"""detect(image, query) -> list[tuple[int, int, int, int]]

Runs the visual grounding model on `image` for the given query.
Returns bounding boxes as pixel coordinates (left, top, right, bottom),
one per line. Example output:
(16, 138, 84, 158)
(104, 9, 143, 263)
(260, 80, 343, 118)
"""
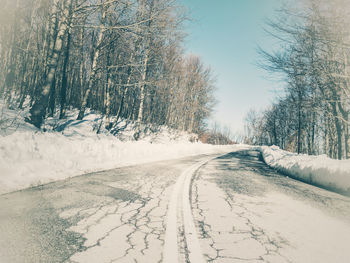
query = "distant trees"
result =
(0, 0, 216, 135)
(199, 122, 235, 145)
(245, 0, 350, 159)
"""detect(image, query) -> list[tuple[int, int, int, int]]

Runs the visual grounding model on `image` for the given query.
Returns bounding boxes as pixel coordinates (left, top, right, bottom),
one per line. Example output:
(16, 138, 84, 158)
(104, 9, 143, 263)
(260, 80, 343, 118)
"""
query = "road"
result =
(0, 150, 350, 263)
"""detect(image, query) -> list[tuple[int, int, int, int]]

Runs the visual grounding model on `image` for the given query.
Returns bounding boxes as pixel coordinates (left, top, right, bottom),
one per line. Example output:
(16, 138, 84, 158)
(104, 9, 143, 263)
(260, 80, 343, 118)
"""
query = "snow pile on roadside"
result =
(0, 131, 238, 195)
(257, 145, 350, 194)
(0, 100, 241, 195)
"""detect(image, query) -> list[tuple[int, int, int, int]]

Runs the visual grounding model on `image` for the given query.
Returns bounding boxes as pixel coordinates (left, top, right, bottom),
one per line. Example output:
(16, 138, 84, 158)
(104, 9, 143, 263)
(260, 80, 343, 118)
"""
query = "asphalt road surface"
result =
(0, 150, 350, 263)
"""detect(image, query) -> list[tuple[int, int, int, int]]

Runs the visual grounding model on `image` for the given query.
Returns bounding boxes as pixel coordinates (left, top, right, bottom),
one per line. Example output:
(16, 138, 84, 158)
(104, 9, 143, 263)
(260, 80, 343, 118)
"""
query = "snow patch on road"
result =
(256, 146, 350, 195)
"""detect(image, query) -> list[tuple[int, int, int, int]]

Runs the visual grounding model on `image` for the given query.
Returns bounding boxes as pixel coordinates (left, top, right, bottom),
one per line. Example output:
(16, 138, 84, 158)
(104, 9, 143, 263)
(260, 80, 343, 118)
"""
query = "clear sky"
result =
(179, 0, 284, 136)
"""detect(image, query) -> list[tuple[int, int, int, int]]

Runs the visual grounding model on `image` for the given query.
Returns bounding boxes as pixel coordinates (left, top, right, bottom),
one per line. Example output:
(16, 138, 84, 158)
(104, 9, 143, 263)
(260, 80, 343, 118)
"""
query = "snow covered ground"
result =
(0, 101, 238, 195)
(0, 131, 237, 195)
(1, 100, 349, 196)
(256, 145, 350, 195)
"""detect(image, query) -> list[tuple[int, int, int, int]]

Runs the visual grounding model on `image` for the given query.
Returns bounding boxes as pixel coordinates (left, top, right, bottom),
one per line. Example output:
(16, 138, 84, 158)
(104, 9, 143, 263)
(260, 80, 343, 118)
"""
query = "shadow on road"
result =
(206, 150, 350, 220)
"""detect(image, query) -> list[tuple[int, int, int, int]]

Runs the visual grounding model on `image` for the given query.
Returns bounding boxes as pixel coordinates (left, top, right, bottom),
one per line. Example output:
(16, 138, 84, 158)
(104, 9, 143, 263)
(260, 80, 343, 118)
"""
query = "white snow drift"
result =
(257, 145, 350, 195)
(0, 130, 239, 195)
(0, 102, 239, 195)
(1, 100, 349, 196)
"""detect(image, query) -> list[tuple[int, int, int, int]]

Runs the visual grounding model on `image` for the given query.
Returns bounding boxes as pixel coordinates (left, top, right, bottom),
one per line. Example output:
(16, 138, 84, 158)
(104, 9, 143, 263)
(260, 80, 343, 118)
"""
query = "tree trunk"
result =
(137, 51, 149, 122)
(297, 96, 302, 154)
(77, 4, 107, 120)
(116, 68, 133, 122)
(104, 69, 112, 129)
(330, 102, 343, 160)
(28, 0, 71, 128)
(59, 1, 73, 119)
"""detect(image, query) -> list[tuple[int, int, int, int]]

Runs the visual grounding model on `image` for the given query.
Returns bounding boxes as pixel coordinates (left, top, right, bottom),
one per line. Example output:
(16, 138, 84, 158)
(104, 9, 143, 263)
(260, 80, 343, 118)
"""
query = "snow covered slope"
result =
(0, 101, 239, 195)
(257, 146, 350, 195)
(3, 101, 348, 197)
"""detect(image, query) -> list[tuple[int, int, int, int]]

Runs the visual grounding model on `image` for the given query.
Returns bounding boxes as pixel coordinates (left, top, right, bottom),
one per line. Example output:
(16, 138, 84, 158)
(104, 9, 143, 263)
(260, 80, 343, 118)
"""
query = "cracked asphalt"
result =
(192, 150, 350, 263)
(0, 154, 209, 263)
(1, 150, 350, 263)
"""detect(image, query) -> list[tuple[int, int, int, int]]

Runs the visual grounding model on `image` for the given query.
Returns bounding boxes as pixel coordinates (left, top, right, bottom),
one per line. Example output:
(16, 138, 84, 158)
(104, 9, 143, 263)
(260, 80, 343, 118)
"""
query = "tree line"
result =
(245, 0, 350, 160)
(199, 122, 235, 145)
(0, 0, 215, 134)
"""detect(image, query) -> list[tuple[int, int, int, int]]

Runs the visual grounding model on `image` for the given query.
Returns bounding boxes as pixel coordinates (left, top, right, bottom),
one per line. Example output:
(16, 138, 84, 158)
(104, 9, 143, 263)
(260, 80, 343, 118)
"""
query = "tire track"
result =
(163, 156, 219, 263)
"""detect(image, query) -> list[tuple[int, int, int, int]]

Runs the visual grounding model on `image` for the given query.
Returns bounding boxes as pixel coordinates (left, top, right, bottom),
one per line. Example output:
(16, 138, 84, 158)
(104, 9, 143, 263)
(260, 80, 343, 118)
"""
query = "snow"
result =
(2, 98, 349, 197)
(256, 145, 350, 195)
(0, 101, 237, 195)
(0, 130, 236, 195)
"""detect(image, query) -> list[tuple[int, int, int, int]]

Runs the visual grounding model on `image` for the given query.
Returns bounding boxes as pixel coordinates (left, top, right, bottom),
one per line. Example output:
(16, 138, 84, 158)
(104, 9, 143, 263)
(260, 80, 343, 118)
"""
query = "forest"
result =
(245, 0, 350, 160)
(0, 0, 216, 135)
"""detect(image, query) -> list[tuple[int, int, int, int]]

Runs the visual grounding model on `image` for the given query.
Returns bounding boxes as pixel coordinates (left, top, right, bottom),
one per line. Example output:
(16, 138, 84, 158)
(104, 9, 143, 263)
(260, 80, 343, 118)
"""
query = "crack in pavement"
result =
(191, 151, 350, 263)
(0, 154, 226, 263)
(164, 156, 221, 263)
(192, 176, 220, 262)
(60, 163, 182, 263)
(64, 156, 224, 263)
(192, 161, 292, 263)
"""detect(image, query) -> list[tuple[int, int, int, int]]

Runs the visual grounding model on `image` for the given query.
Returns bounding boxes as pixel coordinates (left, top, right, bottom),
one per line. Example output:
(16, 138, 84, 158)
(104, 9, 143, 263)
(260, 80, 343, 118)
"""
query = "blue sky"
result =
(179, 0, 283, 135)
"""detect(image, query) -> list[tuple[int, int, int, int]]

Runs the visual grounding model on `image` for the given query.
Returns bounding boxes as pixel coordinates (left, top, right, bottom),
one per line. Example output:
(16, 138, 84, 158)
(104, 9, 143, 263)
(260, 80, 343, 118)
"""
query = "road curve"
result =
(0, 150, 350, 263)
(0, 154, 219, 263)
(192, 150, 350, 263)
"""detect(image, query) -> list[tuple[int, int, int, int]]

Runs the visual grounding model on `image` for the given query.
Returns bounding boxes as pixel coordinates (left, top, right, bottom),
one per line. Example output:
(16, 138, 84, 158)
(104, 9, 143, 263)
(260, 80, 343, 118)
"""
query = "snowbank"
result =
(0, 130, 238, 195)
(0, 131, 237, 195)
(257, 145, 350, 195)
(0, 100, 242, 195)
